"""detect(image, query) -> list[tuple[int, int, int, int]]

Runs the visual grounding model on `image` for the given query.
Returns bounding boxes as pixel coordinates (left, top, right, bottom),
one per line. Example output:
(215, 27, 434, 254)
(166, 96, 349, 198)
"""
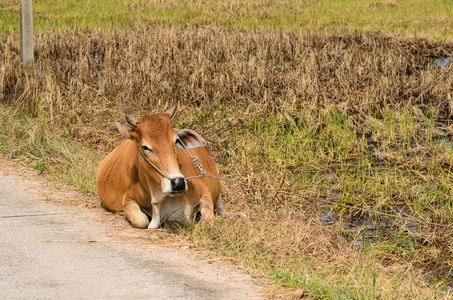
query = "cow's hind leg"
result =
(123, 202, 149, 229)
(214, 194, 247, 219)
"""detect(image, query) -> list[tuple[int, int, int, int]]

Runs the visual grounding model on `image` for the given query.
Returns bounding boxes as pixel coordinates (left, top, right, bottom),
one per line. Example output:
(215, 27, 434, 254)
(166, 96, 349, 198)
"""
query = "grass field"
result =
(1, 0, 453, 299)
(1, 0, 453, 41)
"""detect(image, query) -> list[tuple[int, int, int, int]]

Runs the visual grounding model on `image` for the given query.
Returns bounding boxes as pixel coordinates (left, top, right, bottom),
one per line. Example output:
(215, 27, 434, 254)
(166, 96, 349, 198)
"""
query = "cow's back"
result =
(97, 140, 138, 212)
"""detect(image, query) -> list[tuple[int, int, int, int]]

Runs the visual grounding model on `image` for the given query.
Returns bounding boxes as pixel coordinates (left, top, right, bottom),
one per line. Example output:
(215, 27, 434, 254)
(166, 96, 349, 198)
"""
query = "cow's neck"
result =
(137, 161, 166, 204)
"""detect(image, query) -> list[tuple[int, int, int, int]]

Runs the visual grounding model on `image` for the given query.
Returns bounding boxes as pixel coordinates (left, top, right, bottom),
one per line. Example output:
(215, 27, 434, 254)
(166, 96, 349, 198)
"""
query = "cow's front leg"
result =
(148, 203, 161, 229)
(200, 197, 216, 221)
(123, 199, 149, 229)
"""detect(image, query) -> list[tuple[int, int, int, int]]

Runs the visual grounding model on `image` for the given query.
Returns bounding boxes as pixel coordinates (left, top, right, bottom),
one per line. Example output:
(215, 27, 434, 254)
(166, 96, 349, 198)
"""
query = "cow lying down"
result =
(97, 109, 222, 229)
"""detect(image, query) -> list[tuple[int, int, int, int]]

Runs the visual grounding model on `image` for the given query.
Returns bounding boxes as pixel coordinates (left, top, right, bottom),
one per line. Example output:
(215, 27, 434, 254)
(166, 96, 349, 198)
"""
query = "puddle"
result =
(318, 205, 421, 246)
(436, 57, 452, 68)
(315, 182, 423, 246)
(438, 137, 453, 151)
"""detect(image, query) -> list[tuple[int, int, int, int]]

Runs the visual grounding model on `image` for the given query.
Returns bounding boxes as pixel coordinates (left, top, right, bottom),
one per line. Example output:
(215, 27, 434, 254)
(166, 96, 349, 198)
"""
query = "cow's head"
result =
(116, 108, 206, 197)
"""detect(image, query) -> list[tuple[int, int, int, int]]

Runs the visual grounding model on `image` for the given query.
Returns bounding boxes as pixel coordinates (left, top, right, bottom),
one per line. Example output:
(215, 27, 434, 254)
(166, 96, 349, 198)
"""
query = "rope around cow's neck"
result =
(175, 137, 207, 180)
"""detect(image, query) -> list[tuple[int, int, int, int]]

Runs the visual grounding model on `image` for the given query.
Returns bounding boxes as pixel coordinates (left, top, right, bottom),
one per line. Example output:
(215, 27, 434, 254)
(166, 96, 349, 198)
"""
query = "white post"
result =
(20, 0, 34, 75)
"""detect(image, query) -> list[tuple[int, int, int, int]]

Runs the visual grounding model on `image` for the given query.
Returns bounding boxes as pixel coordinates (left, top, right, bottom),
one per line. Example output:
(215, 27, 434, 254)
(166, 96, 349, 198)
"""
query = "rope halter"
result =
(137, 136, 208, 181)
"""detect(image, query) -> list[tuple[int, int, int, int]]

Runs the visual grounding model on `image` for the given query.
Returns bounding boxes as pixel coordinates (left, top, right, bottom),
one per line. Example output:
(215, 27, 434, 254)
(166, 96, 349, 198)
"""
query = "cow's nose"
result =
(170, 177, 186, 192)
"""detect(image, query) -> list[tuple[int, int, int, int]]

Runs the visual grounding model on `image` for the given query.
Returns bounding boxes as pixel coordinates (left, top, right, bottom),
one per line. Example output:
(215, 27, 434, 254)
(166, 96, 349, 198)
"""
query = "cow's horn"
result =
(125, 116, 138, 128)
(164, 106, 176, 119)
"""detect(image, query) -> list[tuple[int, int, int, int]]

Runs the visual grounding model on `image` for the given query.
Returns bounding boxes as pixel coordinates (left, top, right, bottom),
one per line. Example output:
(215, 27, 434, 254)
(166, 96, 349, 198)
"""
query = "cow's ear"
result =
(116, 122, 134, 139)
(176, 129, 206, 149)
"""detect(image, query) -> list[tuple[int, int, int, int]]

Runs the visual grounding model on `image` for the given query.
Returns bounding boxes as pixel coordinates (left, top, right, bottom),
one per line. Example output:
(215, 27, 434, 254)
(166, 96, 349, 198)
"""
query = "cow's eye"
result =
(142, 145, 155, 153)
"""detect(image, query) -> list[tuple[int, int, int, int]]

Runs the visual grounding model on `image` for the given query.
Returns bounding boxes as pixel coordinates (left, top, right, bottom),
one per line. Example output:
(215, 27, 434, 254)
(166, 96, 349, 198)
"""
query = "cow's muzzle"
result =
(169, 177, 187, 197)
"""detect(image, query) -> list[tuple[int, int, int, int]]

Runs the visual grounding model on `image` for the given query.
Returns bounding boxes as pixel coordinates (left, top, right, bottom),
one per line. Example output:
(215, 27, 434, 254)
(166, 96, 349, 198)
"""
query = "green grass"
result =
(0, 106, 101, 195)
(220, 106, 453, 220)
(1, 0, 453, 40)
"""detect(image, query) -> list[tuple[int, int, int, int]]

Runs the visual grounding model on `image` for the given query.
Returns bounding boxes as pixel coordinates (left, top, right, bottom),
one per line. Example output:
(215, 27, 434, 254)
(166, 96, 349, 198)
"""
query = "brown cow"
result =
(96, 109, 222, 229)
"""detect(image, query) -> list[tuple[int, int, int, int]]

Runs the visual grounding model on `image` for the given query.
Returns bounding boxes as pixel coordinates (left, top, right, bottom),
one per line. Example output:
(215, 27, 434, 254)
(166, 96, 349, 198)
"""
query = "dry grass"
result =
(2, 26, 452, 124)
(1, 25, 453, 298)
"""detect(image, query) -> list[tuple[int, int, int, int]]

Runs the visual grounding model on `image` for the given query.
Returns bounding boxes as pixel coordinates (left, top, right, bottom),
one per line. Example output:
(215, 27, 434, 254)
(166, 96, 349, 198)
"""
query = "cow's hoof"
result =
(148, 218, 161, 229)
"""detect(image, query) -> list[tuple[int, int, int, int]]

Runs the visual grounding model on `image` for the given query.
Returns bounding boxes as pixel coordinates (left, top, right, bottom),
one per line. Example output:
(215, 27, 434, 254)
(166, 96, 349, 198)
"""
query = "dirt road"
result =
(0, 160, 264, 299)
